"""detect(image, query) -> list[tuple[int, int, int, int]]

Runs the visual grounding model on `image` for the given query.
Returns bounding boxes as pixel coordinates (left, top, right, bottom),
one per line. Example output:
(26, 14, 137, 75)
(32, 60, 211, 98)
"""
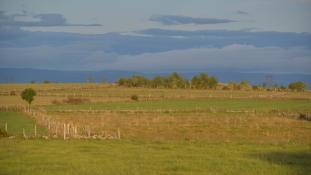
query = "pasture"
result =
(0, 83, 310, 175)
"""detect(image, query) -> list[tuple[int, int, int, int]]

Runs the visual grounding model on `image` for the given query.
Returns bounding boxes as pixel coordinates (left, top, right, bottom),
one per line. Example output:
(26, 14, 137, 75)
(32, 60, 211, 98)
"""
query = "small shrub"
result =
(51, 99, 62, 105)
(288, 81, 307, 91)
(131, 95, 139, 101)
(43, 80, 50, 84)
(0, 128, 9, 137)
(298, 113, 311, 121)
(10, 91, 16, 96)
(222, 86, 230, 90)
(63, 96, 90, 105)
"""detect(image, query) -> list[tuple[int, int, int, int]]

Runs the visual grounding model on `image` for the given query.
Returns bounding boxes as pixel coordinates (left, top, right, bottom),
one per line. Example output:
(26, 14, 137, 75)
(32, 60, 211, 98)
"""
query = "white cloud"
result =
(100, 45, 311, 73)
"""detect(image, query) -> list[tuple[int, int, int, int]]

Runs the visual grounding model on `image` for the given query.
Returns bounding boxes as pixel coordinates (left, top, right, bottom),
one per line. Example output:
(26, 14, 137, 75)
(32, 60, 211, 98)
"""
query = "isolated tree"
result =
(288, 81, 307, 91)
(21, 88, 36, 110)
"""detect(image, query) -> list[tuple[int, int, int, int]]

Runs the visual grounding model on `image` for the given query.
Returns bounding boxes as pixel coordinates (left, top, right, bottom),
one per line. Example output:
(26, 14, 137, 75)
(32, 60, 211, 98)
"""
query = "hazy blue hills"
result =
(0, 68, 137, 83)
(0, 68, 310, 88)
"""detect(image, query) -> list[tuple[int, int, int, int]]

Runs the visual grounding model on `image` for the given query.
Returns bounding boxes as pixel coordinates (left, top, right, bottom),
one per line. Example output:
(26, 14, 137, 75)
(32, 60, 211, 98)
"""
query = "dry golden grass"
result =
(41, 110, 311, 143)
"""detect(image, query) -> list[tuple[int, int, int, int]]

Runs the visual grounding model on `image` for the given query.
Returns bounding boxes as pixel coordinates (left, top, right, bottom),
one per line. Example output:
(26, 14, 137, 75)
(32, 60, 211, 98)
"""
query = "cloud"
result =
(0, 25, 310, 73)
(1, 26, 310, 55)
(136, 29, 311, 49)
(1, 44, 310, 73)
(150, 15, 237, 25)
(100, 45, 311, 73)
(0, 11, 101, 27)
(237, 10, 249, 15)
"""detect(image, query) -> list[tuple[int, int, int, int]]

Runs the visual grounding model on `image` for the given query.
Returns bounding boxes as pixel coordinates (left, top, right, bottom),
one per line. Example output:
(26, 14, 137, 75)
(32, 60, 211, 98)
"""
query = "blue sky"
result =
(0, 0, 311, 73)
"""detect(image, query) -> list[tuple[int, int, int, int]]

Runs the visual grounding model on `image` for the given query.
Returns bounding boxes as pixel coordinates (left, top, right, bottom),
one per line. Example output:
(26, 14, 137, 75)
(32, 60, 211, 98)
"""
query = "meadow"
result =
(0, 83, 310, 175)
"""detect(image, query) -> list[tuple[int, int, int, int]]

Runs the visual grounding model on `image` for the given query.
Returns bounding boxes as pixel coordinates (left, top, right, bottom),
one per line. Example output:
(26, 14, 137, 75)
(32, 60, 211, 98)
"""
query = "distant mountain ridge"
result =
(0, 68, 310, 89)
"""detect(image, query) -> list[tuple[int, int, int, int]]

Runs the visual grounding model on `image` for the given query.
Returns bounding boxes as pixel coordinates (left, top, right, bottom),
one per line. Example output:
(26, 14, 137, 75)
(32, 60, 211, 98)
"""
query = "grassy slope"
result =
(0, 139, 310, 175)
(0, 112, 46, 136)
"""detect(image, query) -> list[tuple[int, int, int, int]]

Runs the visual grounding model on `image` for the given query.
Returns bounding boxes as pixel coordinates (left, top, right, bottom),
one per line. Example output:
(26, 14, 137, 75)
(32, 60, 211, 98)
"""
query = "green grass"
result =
(0, 139, 310, 175)
(46, 98, 311, 112)
(1, 84, 311, 174)
(0, 112, 46, 136)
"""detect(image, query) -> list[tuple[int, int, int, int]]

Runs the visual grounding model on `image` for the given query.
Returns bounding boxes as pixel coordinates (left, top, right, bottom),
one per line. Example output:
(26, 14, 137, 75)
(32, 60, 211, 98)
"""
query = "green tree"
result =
(21, 88, 37, 110)
(117, 78, 130, 86)
(151, 75, 165, 88)
(239, 80, 251, 90)
(129, 75, 149, 87)
(191, 73, 218, 89)
(191, 73, 209, 89)
(227, 81, 238, 90)
(288, 81, 307, 91)
(168, 72, 186, 89)
(207, 77, 218, 89)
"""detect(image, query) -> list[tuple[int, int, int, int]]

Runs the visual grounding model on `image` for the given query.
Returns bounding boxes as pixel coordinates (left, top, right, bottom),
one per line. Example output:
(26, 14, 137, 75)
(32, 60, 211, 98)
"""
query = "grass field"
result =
(0, 112, 46, 137)
(0, 139, 310, 175)
(0, 83, 311, 174)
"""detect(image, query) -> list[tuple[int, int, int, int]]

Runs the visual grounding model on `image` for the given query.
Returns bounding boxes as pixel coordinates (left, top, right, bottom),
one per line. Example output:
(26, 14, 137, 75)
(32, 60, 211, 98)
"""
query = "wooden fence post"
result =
(87, 126, 91, 138)
(74, 126, 77, 138)
(5, 122, 7, 132)
(34, 125, 37, 137)
(67, 124, 70, 137)
(48, 121, 51, 131)
(23, 128, 26, 139)
(117, 128, 121, 139)
(55, 124, 58, 137)
(63, 123, 66, 140)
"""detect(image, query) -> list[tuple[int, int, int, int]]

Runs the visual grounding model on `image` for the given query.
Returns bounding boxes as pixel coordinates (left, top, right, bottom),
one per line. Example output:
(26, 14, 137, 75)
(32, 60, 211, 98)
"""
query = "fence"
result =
(0, 105, 121, 140)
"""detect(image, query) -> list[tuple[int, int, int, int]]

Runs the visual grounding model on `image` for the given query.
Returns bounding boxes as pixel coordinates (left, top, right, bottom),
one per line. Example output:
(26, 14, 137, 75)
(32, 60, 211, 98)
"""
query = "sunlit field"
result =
(0, 83, 310, 175)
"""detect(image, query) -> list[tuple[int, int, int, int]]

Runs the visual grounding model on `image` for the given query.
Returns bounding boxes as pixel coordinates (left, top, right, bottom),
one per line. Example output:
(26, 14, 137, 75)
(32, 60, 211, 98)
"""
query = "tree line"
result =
(117, 72, 218, 89)
(116, 72, 308, 91)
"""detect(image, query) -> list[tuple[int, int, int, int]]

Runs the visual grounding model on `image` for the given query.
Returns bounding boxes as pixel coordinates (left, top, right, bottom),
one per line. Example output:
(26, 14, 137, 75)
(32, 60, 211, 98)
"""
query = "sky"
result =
(0, 0, 311, 73)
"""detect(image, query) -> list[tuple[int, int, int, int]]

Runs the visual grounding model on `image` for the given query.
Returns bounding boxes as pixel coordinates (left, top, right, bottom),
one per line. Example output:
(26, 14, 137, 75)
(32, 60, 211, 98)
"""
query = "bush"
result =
(51, 99, 62, 105)
(0, 128, 9, 137)
(131, 95, 139, 101)
(10, 90, 16, 96)
(288, 81, 307, 91)
(298, 113, 311, 121)
(63, 96, 90, 105)
(222, 86, 230, 90)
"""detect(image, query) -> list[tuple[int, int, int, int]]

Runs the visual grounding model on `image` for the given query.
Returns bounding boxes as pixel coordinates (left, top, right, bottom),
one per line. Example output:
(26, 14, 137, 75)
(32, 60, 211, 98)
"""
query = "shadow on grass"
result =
(250, 151, 311, 174)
